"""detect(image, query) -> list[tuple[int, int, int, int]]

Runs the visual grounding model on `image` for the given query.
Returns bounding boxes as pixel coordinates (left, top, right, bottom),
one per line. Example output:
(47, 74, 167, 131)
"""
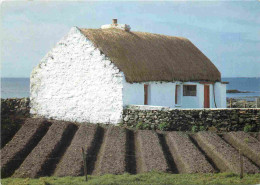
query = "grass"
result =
(2, 172, 260, 185)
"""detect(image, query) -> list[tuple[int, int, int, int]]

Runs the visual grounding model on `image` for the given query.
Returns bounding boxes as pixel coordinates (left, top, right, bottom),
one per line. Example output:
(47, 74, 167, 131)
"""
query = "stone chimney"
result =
(112, 19, 118, 25)
(101, 19, 131, 32)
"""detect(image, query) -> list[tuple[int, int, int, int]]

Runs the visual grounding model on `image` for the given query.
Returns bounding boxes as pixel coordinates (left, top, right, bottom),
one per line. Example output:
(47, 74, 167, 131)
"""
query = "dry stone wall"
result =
(1, 98, 30, 117)
(2, 99, 259, 132)
(122, 106, 260, 132)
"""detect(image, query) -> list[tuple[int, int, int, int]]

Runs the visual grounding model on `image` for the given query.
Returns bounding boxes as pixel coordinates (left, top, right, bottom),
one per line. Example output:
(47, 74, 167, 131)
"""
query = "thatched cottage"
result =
(30, 19, 227, 124)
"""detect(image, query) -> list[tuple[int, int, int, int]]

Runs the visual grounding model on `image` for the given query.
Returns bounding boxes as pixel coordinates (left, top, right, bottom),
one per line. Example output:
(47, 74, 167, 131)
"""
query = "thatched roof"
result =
(79, 28, 221, 83)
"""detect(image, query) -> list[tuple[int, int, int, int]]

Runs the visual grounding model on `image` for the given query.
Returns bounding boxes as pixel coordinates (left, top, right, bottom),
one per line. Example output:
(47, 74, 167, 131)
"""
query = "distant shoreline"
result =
(226, 89, 252, 93)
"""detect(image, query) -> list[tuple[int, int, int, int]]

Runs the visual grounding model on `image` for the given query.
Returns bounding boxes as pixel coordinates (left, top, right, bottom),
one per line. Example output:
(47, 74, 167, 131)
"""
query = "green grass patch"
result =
(2, 172, 260, 185)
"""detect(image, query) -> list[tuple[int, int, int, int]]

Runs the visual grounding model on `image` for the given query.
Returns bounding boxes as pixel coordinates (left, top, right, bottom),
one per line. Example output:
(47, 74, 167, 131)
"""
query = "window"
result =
(183, 85, 196, 96)
(144, 84, 149, 105)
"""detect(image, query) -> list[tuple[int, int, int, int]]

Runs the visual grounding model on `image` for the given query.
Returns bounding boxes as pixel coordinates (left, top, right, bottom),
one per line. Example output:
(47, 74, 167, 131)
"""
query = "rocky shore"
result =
(227, 98, 260, 108)
(226, 89, 251, 93)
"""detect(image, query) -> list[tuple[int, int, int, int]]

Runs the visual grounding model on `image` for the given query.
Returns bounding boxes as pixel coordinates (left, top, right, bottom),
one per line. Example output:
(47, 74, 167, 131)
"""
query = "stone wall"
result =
(1, 98, 30, 117)
(122, 105, 260, 132)
(2, 98, 259, 132)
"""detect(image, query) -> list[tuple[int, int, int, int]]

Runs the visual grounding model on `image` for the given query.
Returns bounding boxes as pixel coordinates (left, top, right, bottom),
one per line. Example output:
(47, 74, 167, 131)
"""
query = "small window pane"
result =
(183, 85, 196, 96)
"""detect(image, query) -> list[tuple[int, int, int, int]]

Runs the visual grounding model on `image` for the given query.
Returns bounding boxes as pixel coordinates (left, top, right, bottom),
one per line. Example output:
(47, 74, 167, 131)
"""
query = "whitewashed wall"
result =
(212, 82, 226, 108)
(122, 80, 144, 106)
(214, 82, 227, 108)
(149, 82, 176, 107)
(123, 81, 227, 108)
(180, 82, 203, 108)
(123, 80, 176, 107)
(30, 27, 124, 124)
(221, 84, 227, 107)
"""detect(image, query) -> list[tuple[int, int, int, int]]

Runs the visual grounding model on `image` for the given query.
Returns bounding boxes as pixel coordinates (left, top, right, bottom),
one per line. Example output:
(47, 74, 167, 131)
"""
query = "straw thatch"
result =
(80, 28, 221, 83)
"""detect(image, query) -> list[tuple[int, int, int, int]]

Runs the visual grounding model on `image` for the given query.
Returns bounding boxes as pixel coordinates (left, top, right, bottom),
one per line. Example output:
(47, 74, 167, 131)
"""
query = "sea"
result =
(1, 77, 260, 100)
(1, 78, 30, 99)
(222, 77, 260, 101)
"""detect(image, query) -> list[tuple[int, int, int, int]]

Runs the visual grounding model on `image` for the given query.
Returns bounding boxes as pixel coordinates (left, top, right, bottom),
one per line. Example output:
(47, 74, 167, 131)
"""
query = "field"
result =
(1, 118, 260, 179)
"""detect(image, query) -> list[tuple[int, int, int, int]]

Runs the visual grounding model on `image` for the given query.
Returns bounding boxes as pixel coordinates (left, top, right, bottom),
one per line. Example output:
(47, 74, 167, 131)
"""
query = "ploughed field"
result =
(1, 118, 260, 178)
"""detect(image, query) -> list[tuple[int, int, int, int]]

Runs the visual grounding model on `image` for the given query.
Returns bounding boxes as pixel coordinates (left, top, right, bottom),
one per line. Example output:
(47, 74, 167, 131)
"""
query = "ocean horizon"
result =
(1, 77, 260, 100)
(1, 78, 30, 99)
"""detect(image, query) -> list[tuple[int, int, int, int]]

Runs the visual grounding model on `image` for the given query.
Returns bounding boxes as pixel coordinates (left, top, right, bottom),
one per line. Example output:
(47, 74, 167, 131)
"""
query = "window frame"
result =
(183, 85, 197, 96)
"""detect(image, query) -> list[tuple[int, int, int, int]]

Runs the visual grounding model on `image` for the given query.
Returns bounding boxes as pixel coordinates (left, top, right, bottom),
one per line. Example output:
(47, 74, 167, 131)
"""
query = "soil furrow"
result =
(194, 131, 259, 174)
(134, 131, 143, 174)
(137, 130, 169, 173)
(96, 126, 127, 175)
(86, 126, 105, 175)
(12, 121, 78, 178)
(54, 124, 101, 176)
(1, 117, 25, 149)
(222, 132, 260, 167)
(92, 128, 107, 175)
(125, 130, 136, 174)
(166, 132, 215, 173)
(3, 117, 260, 177)
(1, 118, 51, 178)
(42, 123, 78, 176)
(189, 134, 220, 172)
(158, 133, 178, 173)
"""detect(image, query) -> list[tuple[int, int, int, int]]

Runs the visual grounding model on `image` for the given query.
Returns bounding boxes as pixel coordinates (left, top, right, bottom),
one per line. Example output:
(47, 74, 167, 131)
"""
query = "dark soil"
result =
(194, 131, 259, 174)
(1, 115, 27, 148)
(249, 132, 260, 141)
(166, 132, 215, 173)
(2, 118, 260, 178)
(137, 130, 169, 173)
(12, 121, 78, 178)
(189, 134, 220, 172)
(125, 130, 137, 174)
(158, 133, 178, 173)
(97, 126, 127, 175)
(1, 118, 51, 177)
(54, 124, 101, 176)
(223, 132, 260, 167)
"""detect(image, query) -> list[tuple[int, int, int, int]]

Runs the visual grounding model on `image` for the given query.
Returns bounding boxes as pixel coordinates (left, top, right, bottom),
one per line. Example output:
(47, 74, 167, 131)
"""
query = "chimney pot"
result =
(112, 19, 117, 25)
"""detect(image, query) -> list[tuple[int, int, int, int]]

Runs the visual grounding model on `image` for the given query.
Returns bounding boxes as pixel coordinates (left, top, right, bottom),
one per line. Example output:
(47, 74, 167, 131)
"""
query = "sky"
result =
(1, 1, 260, 78)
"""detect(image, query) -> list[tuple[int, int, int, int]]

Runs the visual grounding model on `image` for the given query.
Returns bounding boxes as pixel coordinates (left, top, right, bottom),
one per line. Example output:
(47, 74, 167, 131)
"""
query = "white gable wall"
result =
(30, 27, 124, 124)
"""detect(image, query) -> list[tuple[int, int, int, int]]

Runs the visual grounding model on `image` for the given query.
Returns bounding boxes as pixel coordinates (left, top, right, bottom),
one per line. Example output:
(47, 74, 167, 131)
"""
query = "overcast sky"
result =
(1, 1, 260, 78)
